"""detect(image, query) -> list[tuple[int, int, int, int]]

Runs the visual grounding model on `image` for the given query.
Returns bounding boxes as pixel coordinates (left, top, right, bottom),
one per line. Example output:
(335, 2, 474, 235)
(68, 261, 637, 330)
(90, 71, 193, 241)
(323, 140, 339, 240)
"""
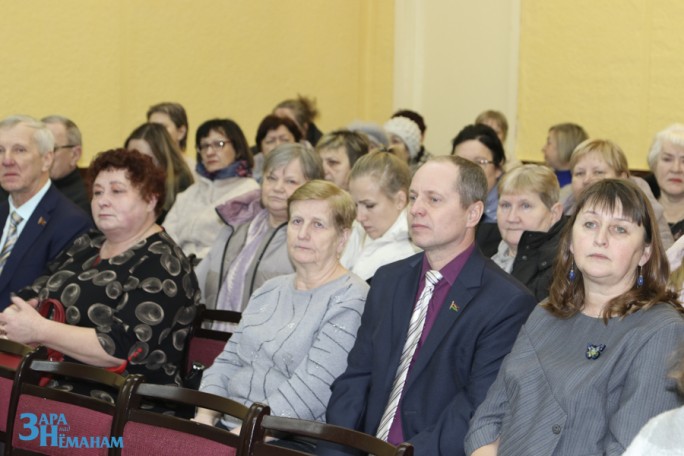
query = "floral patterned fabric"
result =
(22, 230, 200, 396)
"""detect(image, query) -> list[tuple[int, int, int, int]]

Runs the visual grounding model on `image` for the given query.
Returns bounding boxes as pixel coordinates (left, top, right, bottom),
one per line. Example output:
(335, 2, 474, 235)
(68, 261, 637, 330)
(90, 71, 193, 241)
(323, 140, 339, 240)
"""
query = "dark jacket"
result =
(53, 168, 90, 215)
(511, 217, 568, 302)
(323, 249, 536, 456)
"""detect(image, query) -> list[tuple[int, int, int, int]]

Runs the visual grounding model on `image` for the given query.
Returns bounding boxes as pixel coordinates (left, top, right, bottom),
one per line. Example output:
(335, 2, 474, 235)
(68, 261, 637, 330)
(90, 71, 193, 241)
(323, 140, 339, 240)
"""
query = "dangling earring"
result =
(636, 265, 644, 288)
(568, 259, 576, 282)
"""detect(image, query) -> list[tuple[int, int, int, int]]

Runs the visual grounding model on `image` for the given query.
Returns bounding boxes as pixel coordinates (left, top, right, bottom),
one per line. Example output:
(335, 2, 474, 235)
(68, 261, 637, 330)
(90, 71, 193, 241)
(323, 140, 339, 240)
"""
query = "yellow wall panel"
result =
(517, 0, 684, 169)
(0, 1, 393, 164)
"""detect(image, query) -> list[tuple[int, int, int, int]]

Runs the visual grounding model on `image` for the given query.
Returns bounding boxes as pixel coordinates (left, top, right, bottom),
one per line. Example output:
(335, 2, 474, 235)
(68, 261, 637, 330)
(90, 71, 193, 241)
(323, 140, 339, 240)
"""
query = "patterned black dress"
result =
(21, 230, 200, 400)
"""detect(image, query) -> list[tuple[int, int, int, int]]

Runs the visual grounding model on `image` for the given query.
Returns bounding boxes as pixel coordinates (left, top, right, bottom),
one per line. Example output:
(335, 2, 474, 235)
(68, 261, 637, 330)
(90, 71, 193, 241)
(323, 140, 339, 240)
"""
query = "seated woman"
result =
(383, 116, 422, 171)
(251, 114, 302, 182)
(195, 180, 368, 427)
(569, 138, 674, 249)
(0, 149, 199, 395)
(647, 124, 684, 241)
(392, 110, 433, 169)
(196, 143, 323, 315)
(341, 151, 420, 282)
(273, 95, 323, 146)
(125, 122, 194, 223)
(316, 129, 370, 190)
(465, 179, 684, 456)
(491, 165, 565, 301)
(163, 118, 259, 260)
(452, 124, 506, 257)
(451, 124, 506, 223)
(541, 122, 588, 190)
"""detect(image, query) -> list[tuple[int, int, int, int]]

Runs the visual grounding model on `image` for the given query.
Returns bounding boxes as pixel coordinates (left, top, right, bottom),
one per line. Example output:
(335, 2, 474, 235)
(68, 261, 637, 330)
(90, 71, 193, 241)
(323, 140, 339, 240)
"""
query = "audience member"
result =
(383, 116, 422, 171)
(125, 122, 194, 223)
(274, 95, 323, 146)
(341, 151, 419, 282)
(163, 118, 258, 259)
(41, 115, 90, 214)
(569, 138, 674, 249)
(647, 124, 684, 241)
(196, 143, 323, 317)
(542, 122, 588, 191)
(475, 110, 508, 144)
(392, 109, 433, 168)
(251, 114, 302, 182)
(0, 149, 198, 391)
(347, 121, 389, 151)
(324, 156, 536, 456)
(315, 129, 369, 190)
(147, 102, 189, 152)
(0, 115, 92, 310)
(492, 164, 565, 301)
(466, 179, 684, 456)
(196, 180, 367, 439)
(451, 124, 506, 223)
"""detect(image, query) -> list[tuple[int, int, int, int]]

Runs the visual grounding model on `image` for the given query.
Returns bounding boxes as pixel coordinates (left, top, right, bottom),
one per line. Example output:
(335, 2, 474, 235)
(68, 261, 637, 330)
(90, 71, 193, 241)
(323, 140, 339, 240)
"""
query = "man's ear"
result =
(42, 150, 54, 172)
(466, 201, 484, 228)
(70, 145, 82, 167)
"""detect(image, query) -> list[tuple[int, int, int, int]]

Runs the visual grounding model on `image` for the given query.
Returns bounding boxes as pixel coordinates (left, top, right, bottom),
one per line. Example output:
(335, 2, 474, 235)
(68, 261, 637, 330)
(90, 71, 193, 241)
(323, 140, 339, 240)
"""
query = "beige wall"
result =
(517, 0, 684, 169)
(393, 0, 521, 158)
(0, 1, 394, 164)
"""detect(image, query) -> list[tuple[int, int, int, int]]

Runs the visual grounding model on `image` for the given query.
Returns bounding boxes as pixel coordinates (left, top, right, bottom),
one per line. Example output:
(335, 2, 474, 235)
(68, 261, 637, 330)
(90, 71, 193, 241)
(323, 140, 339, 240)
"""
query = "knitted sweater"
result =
(200, 272, 368, 425)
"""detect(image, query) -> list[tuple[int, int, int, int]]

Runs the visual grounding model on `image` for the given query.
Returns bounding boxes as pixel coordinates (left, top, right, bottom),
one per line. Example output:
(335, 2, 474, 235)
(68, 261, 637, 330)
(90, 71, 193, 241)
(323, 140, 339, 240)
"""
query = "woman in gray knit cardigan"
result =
(195, 180, 368, 431)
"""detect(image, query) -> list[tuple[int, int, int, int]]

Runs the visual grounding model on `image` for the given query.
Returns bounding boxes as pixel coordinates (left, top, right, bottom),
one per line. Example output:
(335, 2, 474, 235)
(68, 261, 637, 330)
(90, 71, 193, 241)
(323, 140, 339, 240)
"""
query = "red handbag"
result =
(0, 298, 127, 374)
(37, 298, 66, 363)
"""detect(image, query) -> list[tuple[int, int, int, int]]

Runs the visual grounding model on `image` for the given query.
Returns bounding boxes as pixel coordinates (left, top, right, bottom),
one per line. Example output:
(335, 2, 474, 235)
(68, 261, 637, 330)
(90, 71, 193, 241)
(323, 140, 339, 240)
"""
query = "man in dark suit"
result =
(0, 115, 92, 310)
(324, 156, 536, 455)
(42, 115, 90, 215)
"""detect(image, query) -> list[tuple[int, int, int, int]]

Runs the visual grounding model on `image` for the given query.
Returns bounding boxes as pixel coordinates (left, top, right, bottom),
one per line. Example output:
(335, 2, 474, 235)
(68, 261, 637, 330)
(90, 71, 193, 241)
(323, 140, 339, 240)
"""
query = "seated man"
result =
(324, 156, 537, 456)
(0, 115, 92, 310)
(41, 115, 90, 214)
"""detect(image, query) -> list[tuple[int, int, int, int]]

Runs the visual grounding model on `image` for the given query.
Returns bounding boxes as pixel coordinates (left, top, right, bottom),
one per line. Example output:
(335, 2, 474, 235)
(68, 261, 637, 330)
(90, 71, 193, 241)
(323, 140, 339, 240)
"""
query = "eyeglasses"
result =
(196, 139, 230, 154)
(54, 144, 78, 151)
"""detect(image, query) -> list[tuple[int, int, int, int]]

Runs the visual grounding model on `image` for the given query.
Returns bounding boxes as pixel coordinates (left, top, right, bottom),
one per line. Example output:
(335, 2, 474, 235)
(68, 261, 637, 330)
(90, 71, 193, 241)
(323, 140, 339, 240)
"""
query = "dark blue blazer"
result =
(324, 248, 537, 456)
(0, 184, 93, 309)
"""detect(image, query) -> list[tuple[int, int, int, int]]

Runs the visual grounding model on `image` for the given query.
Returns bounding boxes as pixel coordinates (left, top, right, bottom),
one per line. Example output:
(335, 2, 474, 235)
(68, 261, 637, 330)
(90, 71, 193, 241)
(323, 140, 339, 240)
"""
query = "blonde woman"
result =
(492, 165, 564, 301)
(341, 151, 420, 282)
(568, 138, 674, 249)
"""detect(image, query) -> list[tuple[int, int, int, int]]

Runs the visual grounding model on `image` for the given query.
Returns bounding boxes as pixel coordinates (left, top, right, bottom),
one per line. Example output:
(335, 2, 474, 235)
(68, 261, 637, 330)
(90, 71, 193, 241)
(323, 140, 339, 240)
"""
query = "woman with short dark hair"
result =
(0, 149, 199, 393)
(163, 118, 259, 259)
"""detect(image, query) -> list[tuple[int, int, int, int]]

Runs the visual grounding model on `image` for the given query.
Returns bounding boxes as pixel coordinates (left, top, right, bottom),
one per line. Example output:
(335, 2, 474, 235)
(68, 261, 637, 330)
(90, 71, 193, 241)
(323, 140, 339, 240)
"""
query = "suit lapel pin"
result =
(449, 301, 459, 312)
(38, 217, 47, 226)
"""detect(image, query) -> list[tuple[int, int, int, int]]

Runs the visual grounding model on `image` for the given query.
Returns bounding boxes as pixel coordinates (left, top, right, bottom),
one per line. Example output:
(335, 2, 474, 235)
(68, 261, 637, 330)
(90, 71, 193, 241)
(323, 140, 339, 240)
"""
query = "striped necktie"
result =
(0, 211, 24, 276)
(376, 269, 442, 441)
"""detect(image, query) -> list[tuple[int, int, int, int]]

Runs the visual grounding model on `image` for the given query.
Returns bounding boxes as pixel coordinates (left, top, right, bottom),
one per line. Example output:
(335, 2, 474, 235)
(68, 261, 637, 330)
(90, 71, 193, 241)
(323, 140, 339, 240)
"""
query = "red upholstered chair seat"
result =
(122, 421, 236, 456)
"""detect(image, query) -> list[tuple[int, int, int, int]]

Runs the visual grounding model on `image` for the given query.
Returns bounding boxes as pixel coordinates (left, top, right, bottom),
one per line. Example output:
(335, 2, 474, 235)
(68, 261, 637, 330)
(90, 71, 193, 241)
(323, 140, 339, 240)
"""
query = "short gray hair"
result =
(647, 123, 684, 171)
(41, 115, 82, 148)
(263, 143, 323, 182)
(426, 155, 488, 208)
(0, 115, 54, 156)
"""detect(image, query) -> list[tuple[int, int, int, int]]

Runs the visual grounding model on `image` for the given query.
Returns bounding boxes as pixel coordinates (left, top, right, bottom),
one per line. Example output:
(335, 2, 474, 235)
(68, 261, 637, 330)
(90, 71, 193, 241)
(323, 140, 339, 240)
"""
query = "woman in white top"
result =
(163, 118, 259, 259)
(341, 151, 420, 282)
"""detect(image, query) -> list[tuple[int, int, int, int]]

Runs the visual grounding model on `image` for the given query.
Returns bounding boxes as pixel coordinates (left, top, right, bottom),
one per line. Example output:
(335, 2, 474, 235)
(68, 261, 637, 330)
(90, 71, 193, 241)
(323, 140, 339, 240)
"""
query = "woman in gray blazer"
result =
(466, 179, 684, 456)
